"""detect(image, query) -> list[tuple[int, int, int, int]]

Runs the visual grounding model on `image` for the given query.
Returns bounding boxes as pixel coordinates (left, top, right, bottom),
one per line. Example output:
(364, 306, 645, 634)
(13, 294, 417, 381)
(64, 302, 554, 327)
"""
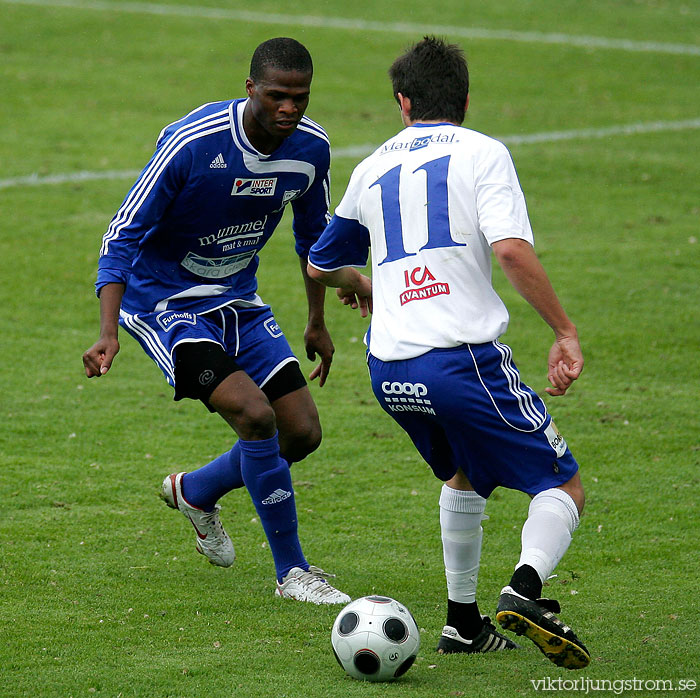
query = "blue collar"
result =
(411, 122, 455, 128)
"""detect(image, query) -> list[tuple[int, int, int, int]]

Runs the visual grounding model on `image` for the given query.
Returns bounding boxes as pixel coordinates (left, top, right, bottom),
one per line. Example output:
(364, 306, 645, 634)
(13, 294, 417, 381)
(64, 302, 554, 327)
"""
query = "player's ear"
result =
(397, 92, 412, 123)
(465, 93, 470, 113)
(245, 77, 255, 98)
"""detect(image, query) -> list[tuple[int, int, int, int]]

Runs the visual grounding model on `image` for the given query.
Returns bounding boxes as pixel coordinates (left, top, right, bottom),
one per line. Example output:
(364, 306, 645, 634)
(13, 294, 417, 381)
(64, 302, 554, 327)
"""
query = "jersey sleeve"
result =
(474, 140, 534, 246)
(308, 161, 371, 270)
(308, 214, 371, 271)
(290, 143, 331, 258)
(95, 141, 191, 295)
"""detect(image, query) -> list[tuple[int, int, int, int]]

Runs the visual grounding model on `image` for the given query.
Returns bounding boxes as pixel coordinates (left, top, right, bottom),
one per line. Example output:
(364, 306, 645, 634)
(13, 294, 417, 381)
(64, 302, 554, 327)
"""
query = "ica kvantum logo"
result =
(399, 266, 451, 306)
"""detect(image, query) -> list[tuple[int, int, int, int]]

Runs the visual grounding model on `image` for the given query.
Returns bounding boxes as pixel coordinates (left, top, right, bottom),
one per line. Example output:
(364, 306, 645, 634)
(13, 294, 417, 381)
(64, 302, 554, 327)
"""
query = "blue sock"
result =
(181, 442, 244, 511)
(239, 434, 307, 581)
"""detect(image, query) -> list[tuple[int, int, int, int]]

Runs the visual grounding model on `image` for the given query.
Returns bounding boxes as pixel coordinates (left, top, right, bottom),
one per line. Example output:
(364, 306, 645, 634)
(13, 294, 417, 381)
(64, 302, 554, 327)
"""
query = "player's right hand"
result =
(337, 289, 372, 317)
(336, 273, 373, 318)
(82, 337, 120, 377)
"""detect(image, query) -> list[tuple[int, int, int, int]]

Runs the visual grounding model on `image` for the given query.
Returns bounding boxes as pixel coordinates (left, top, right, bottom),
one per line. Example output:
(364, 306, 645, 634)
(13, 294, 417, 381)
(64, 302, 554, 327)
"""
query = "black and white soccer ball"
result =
(331, 595, 420, 682)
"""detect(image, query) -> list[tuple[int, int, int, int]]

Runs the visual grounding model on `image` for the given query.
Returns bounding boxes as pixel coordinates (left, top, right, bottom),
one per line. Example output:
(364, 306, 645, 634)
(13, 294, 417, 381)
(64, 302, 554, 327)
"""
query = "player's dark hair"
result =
(389, 36, 469, 125)
(249, 37, 313, 82)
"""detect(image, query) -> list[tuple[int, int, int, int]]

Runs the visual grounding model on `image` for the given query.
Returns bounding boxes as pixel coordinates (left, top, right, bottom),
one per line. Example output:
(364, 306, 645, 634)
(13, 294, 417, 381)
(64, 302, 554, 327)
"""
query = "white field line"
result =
(2, 118, 700, 191)
(2, 0, 700, 56)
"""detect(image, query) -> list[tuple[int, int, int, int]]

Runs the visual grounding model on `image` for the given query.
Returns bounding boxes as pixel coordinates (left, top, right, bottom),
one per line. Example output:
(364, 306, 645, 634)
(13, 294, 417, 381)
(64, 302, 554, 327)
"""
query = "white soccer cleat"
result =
(160, 472, 235, 568)
(276, 566, 351, 605)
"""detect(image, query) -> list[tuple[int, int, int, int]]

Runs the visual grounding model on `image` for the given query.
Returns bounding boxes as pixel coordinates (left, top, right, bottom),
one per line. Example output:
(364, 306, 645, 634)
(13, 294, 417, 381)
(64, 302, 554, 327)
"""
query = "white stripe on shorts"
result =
(467, 342, 547, 432)
(493, 340, 547, 428)
(120, 309, 175, 383)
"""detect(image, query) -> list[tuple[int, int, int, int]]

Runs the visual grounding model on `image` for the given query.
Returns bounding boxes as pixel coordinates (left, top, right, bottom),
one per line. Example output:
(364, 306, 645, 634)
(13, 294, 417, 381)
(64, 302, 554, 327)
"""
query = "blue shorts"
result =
(367, 341, 579, 498)
(119, 303, 298, 393)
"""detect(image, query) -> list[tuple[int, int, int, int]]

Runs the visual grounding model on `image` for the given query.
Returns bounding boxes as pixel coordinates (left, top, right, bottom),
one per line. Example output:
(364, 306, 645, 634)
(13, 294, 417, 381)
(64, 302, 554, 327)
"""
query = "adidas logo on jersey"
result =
(209, 153, 227, 169)
(262, 488, 292, 505)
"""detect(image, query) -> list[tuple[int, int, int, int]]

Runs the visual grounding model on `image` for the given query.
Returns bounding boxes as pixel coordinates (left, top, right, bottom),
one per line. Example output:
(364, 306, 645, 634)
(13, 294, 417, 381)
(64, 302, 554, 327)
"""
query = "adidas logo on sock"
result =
(262, 488, 292, 505)
(209, 153, 227, 169)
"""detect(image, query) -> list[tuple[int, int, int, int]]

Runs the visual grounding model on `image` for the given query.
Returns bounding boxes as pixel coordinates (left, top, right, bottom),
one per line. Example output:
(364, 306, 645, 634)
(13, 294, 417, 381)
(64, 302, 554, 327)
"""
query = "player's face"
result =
(244, 67, 312, 152)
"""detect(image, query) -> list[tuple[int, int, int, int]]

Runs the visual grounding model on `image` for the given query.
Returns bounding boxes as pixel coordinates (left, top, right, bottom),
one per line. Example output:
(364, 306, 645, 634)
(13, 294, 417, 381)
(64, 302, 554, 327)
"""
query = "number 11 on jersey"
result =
(370, 155, 465, 266)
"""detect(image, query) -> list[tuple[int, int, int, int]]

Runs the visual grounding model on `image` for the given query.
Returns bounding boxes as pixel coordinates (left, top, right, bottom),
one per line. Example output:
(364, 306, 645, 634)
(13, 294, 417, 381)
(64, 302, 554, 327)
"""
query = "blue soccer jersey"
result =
(97, 99, 331, 314)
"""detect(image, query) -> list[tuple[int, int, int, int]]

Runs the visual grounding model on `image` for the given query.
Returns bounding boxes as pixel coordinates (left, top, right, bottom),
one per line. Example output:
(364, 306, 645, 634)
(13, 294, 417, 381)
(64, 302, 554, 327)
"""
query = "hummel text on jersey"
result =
(198, 216, 268, 246)
(262, 489, 292, 505)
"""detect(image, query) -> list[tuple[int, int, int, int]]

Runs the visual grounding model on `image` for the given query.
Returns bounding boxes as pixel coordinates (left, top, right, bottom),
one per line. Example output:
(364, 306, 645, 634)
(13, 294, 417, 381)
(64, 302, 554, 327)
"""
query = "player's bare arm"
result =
(299, 256, 335, 386)
(492, 238, 583, 396)
(82, 282, 125, 377)
(306, 264, 372, 318)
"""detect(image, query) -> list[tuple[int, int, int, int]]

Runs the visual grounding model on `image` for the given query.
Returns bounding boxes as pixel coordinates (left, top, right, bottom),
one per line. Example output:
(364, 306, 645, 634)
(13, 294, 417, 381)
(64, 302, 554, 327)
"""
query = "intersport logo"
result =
(231, 177, 277, 196)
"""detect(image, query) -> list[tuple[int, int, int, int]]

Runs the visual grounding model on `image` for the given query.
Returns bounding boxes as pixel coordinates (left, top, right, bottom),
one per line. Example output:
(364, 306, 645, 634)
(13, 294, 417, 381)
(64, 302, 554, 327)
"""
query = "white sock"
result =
(439, 485, 487, 604)
(517, 488, 579, 584)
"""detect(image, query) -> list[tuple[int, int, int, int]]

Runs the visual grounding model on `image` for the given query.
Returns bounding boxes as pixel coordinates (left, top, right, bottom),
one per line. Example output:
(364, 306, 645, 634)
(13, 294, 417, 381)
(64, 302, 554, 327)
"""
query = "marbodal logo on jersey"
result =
(381, 132, 457, 155)
(231, 178, 277, 196)
(410, 136, 432, 151)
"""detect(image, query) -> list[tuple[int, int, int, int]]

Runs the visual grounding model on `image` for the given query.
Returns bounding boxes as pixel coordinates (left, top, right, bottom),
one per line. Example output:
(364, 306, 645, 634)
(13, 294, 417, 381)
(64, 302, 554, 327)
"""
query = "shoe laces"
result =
(294, 566, 340, 598)
(197, 505, 226, 536)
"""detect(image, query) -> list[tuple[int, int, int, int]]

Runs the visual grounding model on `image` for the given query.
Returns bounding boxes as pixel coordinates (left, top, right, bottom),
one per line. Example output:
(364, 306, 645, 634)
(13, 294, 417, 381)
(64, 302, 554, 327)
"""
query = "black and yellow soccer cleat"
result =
(496, 586, 590, 670)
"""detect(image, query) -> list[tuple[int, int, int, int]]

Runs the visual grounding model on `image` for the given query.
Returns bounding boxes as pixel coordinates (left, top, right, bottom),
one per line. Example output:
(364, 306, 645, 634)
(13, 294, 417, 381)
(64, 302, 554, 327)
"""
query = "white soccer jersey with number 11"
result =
(309, 122, 535, 361)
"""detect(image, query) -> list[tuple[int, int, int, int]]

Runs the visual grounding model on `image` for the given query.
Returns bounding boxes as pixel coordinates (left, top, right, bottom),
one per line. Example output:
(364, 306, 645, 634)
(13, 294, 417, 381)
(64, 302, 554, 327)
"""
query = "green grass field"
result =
(1, 1, 699, 696)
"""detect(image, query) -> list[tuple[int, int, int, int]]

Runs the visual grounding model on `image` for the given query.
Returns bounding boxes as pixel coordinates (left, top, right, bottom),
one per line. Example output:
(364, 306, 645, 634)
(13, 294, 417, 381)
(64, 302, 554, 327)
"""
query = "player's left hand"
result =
(305, 322, 335, 387)
(546, 334, 584, 396)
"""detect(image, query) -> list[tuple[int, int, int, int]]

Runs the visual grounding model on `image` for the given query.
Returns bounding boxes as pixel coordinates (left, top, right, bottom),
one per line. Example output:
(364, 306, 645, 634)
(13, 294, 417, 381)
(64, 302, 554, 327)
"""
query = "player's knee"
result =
(531, 487, 580, 533)
(236, 399, 277, 441)
(213, 390, 277, 440)
(279, 421, 322, 463)
(558, 476, 585, 515)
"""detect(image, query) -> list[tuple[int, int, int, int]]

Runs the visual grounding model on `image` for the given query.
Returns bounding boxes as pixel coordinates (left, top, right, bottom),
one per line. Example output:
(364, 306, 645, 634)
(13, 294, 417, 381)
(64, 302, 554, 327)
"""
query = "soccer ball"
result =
(330, 595, 420, 682)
